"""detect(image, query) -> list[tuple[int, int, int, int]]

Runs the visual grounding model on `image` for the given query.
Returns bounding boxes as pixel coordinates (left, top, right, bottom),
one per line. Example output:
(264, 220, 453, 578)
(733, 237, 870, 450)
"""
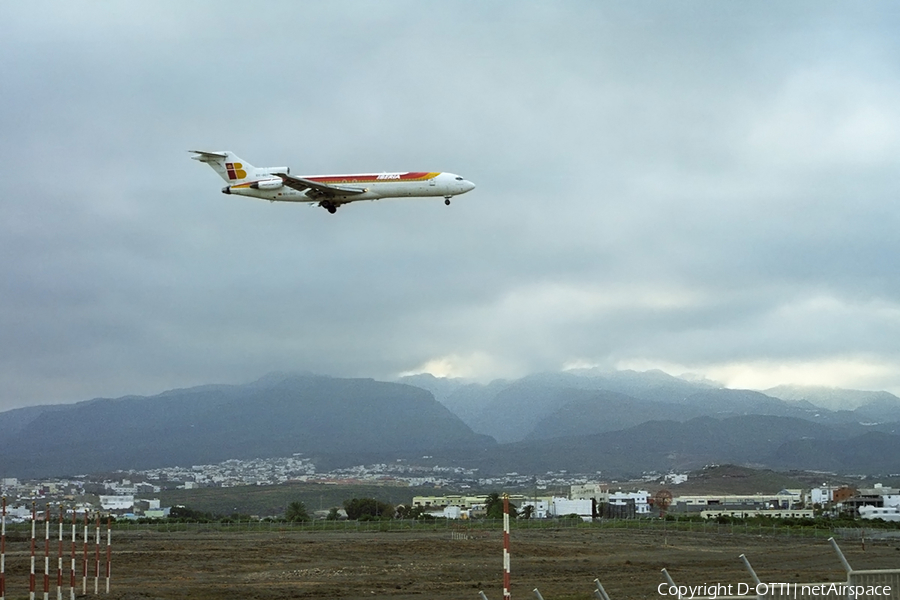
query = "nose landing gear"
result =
(444, 196, 451, 206)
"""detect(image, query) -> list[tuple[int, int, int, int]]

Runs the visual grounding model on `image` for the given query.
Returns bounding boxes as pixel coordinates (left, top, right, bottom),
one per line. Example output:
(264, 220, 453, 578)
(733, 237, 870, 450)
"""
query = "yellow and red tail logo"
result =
(225, 162, 247, 180)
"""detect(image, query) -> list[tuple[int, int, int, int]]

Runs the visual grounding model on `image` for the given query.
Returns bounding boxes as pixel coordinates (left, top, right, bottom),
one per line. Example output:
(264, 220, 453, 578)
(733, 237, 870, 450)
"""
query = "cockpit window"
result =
(455, 176, 463, 180)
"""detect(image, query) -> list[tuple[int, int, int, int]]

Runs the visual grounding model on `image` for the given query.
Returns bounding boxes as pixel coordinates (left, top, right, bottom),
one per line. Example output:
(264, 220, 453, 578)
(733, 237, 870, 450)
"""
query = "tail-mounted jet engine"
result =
(249, 179, 284, 190)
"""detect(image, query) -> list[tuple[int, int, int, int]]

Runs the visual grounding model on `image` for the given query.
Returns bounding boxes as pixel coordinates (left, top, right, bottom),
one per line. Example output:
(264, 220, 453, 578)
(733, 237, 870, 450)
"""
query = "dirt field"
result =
(2, 527, 898, 600)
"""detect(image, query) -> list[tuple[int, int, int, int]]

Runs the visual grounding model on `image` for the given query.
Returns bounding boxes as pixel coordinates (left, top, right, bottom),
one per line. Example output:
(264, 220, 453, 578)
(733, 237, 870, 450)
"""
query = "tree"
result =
(484, 493, 501, 516)
(168, 505, 212, 522)
(326, 507, 341, 521)
(343, 497, 394, 520)
(396, 504, 433, 520)
(520, 505, 535, 520)
(285, 501, 310, 522)
(484, 492, 517, 520)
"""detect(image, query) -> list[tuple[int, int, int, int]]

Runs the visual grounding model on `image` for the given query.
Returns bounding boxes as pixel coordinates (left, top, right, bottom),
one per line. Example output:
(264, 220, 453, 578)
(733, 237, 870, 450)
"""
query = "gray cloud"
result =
(2, 1, 900, 409)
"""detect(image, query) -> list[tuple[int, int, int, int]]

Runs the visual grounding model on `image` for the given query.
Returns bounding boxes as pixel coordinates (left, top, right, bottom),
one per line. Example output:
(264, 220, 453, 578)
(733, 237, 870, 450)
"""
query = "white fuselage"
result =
(225, 171, 475, 204)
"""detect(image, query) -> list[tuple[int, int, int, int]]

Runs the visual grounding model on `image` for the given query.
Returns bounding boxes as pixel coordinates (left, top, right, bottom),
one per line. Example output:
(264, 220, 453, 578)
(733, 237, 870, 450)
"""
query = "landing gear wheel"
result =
(444, 198, 451, 206)
(320, 200, 338, 214)
(327, 205, 336, 214)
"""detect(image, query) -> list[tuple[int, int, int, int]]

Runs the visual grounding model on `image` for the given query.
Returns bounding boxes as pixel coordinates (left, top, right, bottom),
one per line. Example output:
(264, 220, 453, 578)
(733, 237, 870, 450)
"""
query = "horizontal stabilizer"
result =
(189, 150, 228, 162)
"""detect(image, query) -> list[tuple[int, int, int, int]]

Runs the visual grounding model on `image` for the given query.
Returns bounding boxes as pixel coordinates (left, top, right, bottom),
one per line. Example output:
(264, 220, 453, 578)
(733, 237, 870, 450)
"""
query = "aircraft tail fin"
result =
(190, 150, 257, 183)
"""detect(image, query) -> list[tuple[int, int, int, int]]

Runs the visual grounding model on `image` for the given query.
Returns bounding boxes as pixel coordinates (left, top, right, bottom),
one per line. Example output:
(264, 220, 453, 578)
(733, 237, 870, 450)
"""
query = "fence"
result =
(33, 516, 881, 540)
(580, 538, 899, 600)
(0, 501, 111, 600)
(482, 535, 899, 600)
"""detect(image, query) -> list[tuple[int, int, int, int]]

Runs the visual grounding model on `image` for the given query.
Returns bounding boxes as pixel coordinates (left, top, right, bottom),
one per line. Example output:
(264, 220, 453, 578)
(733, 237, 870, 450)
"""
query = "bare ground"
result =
(2, 527, 898, 600)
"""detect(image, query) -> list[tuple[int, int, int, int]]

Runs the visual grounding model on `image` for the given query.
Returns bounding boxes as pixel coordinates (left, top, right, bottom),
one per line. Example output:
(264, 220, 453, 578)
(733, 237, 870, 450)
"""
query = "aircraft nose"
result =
(463, 180, 475, 193)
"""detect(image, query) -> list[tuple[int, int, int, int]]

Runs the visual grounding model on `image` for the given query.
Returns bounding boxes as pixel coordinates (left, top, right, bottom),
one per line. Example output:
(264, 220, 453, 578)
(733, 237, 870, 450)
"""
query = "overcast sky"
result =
(3, 2, 900, 411)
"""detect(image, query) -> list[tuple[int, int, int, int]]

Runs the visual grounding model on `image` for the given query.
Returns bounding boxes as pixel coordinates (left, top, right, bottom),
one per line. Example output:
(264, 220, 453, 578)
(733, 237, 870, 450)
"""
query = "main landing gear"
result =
(319, 200, 338, 214)
(444, 196, 451, 206)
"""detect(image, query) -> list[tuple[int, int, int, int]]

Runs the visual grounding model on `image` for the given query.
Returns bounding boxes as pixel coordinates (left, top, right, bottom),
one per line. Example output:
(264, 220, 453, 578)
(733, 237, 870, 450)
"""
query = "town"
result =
(2, 456, 899, 524)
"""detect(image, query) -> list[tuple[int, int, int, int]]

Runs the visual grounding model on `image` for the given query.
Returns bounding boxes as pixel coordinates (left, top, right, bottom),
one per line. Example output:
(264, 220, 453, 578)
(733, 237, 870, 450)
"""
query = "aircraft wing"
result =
(274, 173, 367, 197)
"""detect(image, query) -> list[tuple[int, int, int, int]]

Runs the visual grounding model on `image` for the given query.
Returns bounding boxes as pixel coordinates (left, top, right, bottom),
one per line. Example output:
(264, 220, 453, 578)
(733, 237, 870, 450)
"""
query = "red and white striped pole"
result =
(69, 512, 76, 600)
(94, 515, 100, 595)
(1, 497, 6, 600)
(105, 516, 111, 594)
(44, 506, 50, 600)
(57, 507, 63, 600)
(81, 512, 88, 595)
(503, 494, 511, 600)
(30, 502, 36, 600)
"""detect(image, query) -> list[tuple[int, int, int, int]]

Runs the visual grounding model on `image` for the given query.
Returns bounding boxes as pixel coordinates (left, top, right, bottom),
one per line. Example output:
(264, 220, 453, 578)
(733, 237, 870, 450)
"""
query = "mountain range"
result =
(1, 370, 899, 479)
(0, 374, 493, 478)
(399, 370, 898, 442)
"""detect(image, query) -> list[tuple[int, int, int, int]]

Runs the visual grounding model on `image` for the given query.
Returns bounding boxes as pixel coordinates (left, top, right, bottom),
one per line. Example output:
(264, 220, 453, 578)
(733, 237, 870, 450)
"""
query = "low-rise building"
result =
(672, 491, 800, 513)
(570, 483, 609, 503)
(443, 506, 463, 519)
(700, 509, 815, 520)
(610, 490, 650, 514)
(99, 495, 134, 511)
(665, 473, 689, 485)
(551, 497, 592, 521)
(519, 499, 551, 519)
(810, 486, 837, 505)
(838, 484, 900, 515)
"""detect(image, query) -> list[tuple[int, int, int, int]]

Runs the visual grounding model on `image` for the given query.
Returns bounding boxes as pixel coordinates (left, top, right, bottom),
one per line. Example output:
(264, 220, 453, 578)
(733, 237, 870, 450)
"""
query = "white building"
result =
(570, 483, 608, 502)
(701, 509, 815, 520)
(551, 498, 593, 521)
(882, 494, 900, 509)
(664, 473, 688, 485)
(4, 505, 33, 522)
(519, 499, 552, 519)
(810, 487, 837, 505)
(443, 506, 463, 519)
(870, 484, 900, 508)
(609, 490, 650, 515)
(859, 506, 900, 522)
(99, 495, 134, 510)
(673, 492, 800, 511)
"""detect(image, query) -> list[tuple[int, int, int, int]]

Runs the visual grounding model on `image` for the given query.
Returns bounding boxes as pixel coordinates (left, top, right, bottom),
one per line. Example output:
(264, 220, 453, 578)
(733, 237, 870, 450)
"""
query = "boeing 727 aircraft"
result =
(191, 150, 475, 213)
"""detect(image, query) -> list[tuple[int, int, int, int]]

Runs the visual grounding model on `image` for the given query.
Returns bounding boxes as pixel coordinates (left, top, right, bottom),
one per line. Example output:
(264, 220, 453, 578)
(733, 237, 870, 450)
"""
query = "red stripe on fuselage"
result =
(305, 172, 437, 184)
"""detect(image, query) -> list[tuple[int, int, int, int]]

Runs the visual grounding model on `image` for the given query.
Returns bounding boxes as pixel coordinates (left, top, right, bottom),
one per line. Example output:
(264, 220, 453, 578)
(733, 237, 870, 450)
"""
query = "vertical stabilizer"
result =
(190, 150, 256, 183)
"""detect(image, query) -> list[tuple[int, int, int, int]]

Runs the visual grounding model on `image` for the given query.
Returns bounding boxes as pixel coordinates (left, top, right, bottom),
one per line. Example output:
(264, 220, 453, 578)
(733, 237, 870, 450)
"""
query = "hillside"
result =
(158, 481, 437, 517)
(524, 389, 703, 439)
(445, 414, 900, 477)
(768, 431, 900, 473)
(644, 464, 808, 495)
(5, 370, 900, 480)
(765, 385, 900, 413)
(0, 374, 494, 478)
(419, 370, 899, 444)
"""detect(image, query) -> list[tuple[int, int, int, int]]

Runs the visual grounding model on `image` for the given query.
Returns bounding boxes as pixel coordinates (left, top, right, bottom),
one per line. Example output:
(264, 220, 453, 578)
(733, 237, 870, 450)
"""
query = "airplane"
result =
(190, 150, 475, 213)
